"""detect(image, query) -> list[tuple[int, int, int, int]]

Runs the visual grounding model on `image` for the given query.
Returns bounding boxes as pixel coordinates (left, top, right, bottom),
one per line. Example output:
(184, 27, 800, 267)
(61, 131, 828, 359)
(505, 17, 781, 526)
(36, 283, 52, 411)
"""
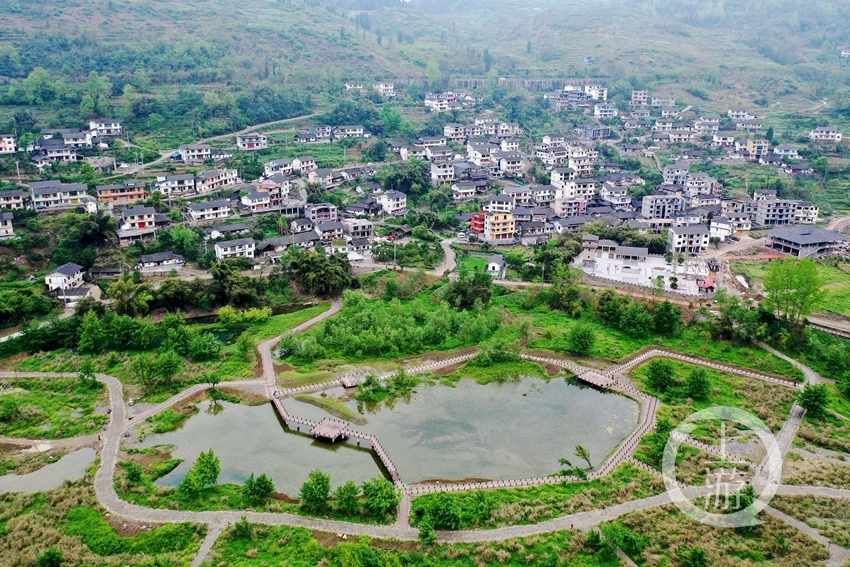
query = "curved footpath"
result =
(3, 305, 850, 562)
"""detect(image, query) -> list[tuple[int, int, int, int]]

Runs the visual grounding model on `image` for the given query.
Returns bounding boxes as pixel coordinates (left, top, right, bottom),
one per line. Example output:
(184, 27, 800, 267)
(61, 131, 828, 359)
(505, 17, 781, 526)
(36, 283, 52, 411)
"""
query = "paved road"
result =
(826, 215, 850, 232)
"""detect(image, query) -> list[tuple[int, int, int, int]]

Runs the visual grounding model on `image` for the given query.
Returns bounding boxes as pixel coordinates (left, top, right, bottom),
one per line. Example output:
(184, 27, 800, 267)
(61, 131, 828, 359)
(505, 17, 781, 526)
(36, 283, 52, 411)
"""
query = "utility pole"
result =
(15, 160, 22, 185)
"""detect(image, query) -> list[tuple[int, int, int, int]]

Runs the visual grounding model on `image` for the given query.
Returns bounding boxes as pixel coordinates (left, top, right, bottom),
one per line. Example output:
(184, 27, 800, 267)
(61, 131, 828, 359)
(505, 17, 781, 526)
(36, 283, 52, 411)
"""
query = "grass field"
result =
(458, 255, 488, 273)
(0, 378, 109, 439)
(730, 260, 850, 315)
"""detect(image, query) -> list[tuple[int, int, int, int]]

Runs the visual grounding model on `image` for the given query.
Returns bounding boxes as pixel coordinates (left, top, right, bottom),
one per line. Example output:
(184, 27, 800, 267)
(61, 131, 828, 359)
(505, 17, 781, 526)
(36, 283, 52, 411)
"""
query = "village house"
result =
(293, 128, 325, 144)
(89, 119, 122, 138)
(45, 263, 85, 292)
(291, 218, 315, 233)
(344, 82, 364, 90)
(240, 191, 271, 213)
(739, 139, 770, 161)
(426, 145, 453, 162)
(264, 159, 293, 177)
(373, 82, 395, 97)
(376, 191, 407, 216)
(712, 131, 737, 147)
(305, 203, 338, 223)
(0, 212, 14, 239)
(292, 156, 317, 173)
(728, 107, 752, 120)
(642, 190, 686, 219)
(97, 181, 147, 204)
(236, 133, 268, 151)
(121, 205, 156, 230)
(651, 94, 676, 107)
(594, 105, 618, 118)
(332, 125, 367, 139)
(308, 168, 335, 188)
(187, 199, 231, 223)
(155, 174, 196, 196)
(735, 119, 763, 132)
(30, 138, 78, 166)
(0, 134, 17, 154)
(809, 126, 843, 143)
(444, 124, 466, 142)
(0, 189, 25, 210)
(669, 224, 710, 255)
(773, 144, 800, 159)
(661, 107, 680, 118)
(30, 182, 89, 210)
(482, 194, 515, 214)
(137, 251, 185, 271)
(42, 128, 93, 148)
(536, 146, 568, 166)
(204, 223, 250, 240)
(214, 238, 255, 261)
(451, 182, 478, 203)
(430, 162, 456, 183)
(342, 218, 373, 239)
(483, 213, 516, 241)
(767, 226, 848, 258)
(630, 90, 649, 106)
(842, 50, 850, 58)
(496, 152, 524, 176)
(316, 221, 345, 242)
(179, 144, 213, 164)
(195, 169, 239, 193)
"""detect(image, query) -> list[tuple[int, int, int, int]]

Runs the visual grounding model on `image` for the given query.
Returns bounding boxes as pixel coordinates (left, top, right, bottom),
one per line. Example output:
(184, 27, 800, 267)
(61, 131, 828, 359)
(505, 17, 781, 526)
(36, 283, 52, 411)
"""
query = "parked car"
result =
(457, 232, 466, 239)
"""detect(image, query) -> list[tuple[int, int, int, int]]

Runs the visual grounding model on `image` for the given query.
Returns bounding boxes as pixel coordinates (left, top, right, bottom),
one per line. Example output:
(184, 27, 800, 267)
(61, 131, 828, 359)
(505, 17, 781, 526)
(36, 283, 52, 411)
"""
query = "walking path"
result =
(4, 308, 850, 560)
(765, 506, 850, 567)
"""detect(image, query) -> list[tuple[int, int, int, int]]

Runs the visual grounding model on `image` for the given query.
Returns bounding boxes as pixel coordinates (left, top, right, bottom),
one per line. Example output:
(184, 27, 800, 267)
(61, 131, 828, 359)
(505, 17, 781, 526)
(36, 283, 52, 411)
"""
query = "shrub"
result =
(299, 470, 331, 513)
(566, 323, 595, 356)
(646, 359, 676, 392)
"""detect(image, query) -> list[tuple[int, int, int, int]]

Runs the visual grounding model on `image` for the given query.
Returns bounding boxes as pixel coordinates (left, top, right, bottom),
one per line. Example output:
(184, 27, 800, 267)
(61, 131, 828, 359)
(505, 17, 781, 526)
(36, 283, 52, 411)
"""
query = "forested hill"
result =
(626, 0, 850, 65)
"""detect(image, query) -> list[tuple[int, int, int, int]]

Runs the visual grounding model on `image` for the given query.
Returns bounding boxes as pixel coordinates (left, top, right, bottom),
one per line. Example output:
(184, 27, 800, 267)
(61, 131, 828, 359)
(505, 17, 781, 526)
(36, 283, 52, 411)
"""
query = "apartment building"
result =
(668, 224, 710, 254)
(483, 213, 516, 241)
(97, 181, 147, 204)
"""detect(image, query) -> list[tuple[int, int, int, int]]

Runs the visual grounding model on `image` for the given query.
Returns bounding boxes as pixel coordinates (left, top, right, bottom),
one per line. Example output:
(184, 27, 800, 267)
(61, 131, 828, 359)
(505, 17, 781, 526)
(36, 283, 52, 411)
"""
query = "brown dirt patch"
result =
(0, 352, 28, 371)
(0, 442, 30, 452)
(219, 386, 267, 405)
(274, 362, 295, 373)
(311, 530, 344, 548)
(107, 516, 164, 537)
(431, 361, 466, 376)
(545, 363, 562, 376)
(270, 492, 300, 504)
(419, 346, 478, 362)
(369, 539, 419, 552)
(124, 450, 173, 467)
(415, 477, 492, 485)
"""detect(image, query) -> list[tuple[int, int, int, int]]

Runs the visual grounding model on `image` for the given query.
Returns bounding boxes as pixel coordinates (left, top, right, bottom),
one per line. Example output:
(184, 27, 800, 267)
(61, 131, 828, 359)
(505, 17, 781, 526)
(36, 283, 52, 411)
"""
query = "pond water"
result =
(134, 401, 383, 496)
(288, 377, 639, 484)
(0, 448, 96, 494)
(135, 377, 639, 494)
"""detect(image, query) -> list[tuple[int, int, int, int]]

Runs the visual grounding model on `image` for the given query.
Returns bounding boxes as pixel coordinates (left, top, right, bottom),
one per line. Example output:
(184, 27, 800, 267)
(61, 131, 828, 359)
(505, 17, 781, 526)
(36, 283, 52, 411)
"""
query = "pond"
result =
(135, 377, 639, 495)
(133, 401, 383, 496)
(0, 448, 95, 494)
(288, 377, 639, 484)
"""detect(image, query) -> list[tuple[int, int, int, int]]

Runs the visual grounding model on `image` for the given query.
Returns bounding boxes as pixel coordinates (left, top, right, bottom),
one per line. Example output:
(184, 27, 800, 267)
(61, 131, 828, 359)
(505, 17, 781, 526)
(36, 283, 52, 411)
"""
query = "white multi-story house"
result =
(663, 164, 689, 185)
(179, 144, 213, 164)
(593, 105, 618, 118)
(630, 91, 649, 106)
(599, 183, 631, 207)
(332, 125, 366, 139)
(684, 172, 717, 197)
(0, 212, 14, 240)
(373, 82, 395, 97)
(31, 182, 88, 210)
(431, 162, 456, 183)
(0, 134, 17, 154)
(536, 146, 568, 166)
(292, 156, 317, 172)
(651, 94, 676, 107)
(155, 174, 196, 196)
(482, 194, 515, 214)
(773, 144, 800, 159)
(236, 133, 268, 151)
(809, 126, 843, 143)
(41, 128, 93, 148)
(121, 205, 156, 230)
(376, 191, 407, 216)
(344, 82, 364, 90)
(712, 131, 737, 147)
(89, 119, 122, 137)
(444, 123, 466, 142)
(0, 189, 25, 210)
(264, 160, 293, 177)
(214, 238, 255, 261)
(342, 218, 373, 239)
(187, 200, 231, 222)
(497, 153, 524, 176)
(305, 203, 338, 223)
(669, 224, 710, 254)
(45, 263, 85, 292)
(195, 169, 239, 193)
(584, 85, 608, 101)
(728, 107, 752, 120)
(241, 191, 271, 213)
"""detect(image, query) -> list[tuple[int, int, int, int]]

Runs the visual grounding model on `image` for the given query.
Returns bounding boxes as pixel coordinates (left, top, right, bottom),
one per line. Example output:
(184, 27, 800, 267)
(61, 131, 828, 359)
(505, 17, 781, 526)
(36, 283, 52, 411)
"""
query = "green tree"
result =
(78, 358, 97, 385)
(797, 383, 830, 418)
(686, 368, 711, 400)
(178, 468, 205, 498)
(418, 515, 436, 545)
(362, 477, 400, 517)
(619, 301, 653, 337)
(763, 258, 825, 326)
(36, 548, 62, 567)
(300, 470, 331, 512)
(235, 331, 253, 363)
(653, 300, 681, 336)
(566, 323, 595, 355)
(574, 445, 592, 469)
(195, 448, 221, 486)
(79, 94, 95, 118)
(428, 492, 461, 530)
(646, 359, 676, 392)
(242, 472, 275, 503)
(124, 462, 143, 484)
(334, 480, 361, 516)
(77, 310, 105, 354)
(765, 126, 774, 141)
